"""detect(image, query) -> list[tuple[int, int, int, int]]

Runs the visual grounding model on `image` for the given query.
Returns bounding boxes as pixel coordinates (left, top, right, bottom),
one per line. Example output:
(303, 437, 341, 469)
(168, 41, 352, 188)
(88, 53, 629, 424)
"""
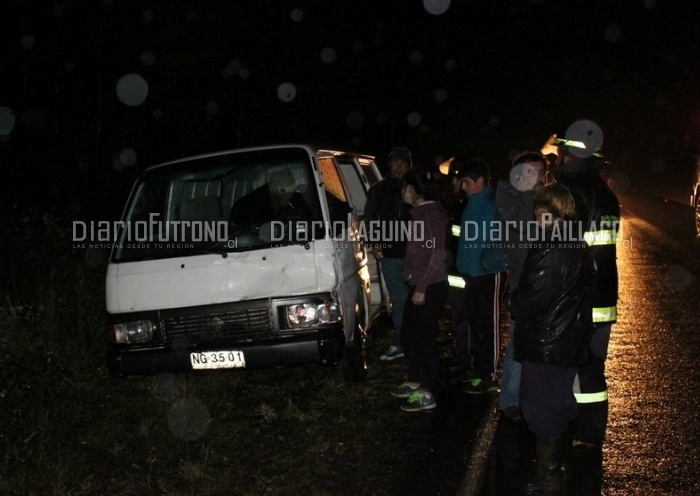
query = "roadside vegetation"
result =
(0, 207, 471, 495)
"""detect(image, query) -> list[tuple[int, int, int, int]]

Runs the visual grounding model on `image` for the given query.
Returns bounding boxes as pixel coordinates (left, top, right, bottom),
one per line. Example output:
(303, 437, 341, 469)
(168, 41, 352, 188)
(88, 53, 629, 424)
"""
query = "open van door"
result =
(333, 153, 390, 315)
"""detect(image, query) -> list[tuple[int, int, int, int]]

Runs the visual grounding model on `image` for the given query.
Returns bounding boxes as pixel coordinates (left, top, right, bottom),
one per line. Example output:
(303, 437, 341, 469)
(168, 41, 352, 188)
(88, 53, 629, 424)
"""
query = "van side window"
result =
(336, 159, 368, 217)
(318, 157, 352, 223)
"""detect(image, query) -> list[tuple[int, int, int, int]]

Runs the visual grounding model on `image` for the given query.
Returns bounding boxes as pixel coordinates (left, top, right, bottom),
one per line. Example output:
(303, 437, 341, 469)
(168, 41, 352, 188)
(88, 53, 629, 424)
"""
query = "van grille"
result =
(162, 304, 274, 348)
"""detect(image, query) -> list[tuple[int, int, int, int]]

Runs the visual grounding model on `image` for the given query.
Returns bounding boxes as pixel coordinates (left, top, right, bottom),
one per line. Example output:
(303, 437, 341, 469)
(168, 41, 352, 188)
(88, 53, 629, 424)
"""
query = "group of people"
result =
(364, 120, 619, 494)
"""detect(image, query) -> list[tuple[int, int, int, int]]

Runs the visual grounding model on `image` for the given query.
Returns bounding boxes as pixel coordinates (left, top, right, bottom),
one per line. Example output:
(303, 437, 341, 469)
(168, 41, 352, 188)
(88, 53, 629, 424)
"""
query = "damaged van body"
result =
(105, 144, 386, 381)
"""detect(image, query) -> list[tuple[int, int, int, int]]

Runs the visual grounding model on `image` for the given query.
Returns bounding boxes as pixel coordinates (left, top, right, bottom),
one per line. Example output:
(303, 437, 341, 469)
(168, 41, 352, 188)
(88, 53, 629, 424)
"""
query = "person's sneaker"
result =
(390, 382, 419, 398)
(462, 377, 499, 395)
(380, 345, 404, 361)
(400, 389, 437, 412)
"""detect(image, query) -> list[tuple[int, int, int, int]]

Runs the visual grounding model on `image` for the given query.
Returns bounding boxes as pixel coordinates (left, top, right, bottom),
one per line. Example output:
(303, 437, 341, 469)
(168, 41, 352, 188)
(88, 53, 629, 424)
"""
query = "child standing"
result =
(391, 168, 449, 412)
(511, 182, 594, 494)
(456, 158, 507, 394)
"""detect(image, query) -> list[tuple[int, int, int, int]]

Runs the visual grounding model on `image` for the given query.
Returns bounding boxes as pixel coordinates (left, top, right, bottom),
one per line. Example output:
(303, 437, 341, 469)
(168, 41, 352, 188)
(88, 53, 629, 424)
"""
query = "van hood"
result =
(106, 244, 336, 313)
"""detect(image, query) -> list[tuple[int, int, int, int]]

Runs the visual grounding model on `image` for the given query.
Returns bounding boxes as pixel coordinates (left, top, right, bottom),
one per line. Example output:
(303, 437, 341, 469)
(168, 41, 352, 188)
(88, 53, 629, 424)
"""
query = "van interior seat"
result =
(182, 195, 224, 222)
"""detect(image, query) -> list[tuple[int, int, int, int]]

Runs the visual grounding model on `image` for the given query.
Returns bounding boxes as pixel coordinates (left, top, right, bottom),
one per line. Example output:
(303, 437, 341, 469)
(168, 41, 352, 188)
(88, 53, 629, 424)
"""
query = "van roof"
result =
(147, 143, 376, 173)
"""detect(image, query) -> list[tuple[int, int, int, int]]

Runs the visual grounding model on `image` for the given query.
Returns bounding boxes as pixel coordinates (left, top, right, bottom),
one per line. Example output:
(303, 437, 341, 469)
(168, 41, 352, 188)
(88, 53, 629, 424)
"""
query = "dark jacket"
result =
(512, 222, 594, 366)
(403, 201, 449, 293)
(495, 180, 537, 289)
(364, 177, 412, 258)
(553, 156, 619, 324)
(455, 184, 506, 277)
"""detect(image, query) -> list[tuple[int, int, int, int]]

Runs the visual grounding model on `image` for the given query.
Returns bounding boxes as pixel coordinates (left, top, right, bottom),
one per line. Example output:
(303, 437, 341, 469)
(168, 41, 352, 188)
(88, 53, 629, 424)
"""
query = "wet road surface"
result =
(478, 188, 700, 495)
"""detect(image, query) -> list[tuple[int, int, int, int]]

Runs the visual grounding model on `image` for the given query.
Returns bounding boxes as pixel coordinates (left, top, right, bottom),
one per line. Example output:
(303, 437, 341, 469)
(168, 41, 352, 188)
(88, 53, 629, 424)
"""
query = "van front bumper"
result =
(106, 327, 345, 376)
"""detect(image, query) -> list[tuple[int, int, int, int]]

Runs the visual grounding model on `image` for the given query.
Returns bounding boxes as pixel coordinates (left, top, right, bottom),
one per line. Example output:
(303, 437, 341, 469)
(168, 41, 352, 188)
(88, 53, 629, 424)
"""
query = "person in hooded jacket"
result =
(390, 168, 449, 412)
(496, 151, 547, 419)
(365, 146, 413, 361)
(511, 181, 594, 495)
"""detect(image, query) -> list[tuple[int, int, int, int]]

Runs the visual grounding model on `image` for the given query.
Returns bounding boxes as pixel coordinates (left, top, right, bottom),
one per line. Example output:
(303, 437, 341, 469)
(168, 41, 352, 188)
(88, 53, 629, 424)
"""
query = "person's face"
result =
(402, 183, 416, 205)
(460, 176, 485, 196)
(389, 158, 410, 180)
(522, 161, 546, 190)
(533, 206, 552, 228)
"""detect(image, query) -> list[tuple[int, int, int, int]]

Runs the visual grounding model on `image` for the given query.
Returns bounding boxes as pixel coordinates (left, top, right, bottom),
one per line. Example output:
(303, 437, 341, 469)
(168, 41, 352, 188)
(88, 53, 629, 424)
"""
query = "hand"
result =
(412, 291, 426, 306)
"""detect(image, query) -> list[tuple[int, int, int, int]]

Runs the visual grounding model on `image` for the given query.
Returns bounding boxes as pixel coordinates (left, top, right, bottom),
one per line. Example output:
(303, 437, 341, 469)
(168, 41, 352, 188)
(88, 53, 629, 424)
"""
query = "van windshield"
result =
(112, 147, 324, 262)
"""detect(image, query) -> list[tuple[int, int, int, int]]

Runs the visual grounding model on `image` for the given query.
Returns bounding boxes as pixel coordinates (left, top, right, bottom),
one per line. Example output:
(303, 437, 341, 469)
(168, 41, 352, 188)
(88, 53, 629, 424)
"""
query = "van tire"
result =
(343, 323, 368, 383)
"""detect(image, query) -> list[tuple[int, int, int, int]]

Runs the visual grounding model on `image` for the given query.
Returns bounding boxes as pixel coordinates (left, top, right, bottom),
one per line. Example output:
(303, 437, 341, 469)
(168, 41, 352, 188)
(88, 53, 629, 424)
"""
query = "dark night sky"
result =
(2, 0, 700, 216)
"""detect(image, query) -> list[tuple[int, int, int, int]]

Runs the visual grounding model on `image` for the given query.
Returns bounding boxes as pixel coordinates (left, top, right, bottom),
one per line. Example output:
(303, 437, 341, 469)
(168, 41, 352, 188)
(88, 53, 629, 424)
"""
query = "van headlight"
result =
(286, 302, 341, 328)
(109, 320, 155, 344)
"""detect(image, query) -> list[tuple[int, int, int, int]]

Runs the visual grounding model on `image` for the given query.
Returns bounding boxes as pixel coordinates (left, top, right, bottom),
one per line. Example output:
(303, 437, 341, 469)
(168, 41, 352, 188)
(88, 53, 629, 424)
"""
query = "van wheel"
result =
(343, 323, 368, 383)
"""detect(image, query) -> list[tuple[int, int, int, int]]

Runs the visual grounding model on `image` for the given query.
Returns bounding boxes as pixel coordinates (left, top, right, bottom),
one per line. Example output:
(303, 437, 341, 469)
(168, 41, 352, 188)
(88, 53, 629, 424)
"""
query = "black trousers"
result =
(520, 361, 578, 437)
(448, 285, 471, 366)
(463, 272, 504, 380)
(401, 280, 449, 392)
(574, 323, 612, 444)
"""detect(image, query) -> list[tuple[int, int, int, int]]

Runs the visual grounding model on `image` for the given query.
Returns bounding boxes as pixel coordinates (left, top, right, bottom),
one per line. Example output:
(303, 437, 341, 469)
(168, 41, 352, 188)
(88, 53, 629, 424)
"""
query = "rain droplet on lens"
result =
(423, 0, 451, 16)
(119, 148, 138, 167)
(277, 82, 297, 103)
(407, 112, 422, 127)
(409, 50, 423, 65)
(140, 51, 156, 66)
(320, 47, 337, 64)
(290, 8, 303, 22)
(21, 34, 35, 50)
(116, 74, 149, 107)
(663, 265, 695, 293)
(434, 89, 448, 103)
(0, 107, 17, 136)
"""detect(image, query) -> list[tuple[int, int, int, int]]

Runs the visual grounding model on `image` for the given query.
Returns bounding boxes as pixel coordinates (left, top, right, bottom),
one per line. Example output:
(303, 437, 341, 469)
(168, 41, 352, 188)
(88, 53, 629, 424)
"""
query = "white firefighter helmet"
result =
(554, 119, 604, 158)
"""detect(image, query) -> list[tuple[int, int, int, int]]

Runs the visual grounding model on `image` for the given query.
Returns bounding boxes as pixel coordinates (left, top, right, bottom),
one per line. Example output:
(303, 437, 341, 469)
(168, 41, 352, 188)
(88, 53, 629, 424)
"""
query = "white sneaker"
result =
(380, 345, 404, 361)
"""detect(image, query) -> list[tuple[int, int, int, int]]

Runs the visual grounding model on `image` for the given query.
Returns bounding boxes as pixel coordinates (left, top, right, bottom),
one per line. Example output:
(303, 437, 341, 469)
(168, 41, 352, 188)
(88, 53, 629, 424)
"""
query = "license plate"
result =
(190, 350, 246, 370)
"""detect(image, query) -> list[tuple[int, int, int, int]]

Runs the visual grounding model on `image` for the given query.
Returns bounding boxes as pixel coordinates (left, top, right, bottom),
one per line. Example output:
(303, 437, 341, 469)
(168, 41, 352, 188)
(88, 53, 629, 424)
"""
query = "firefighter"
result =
(551, 119, 620, 449)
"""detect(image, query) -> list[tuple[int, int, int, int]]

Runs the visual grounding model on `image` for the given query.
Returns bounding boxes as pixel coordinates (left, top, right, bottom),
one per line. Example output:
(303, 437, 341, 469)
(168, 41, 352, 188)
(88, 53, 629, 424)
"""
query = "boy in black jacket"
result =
(511, 182, 594, 494)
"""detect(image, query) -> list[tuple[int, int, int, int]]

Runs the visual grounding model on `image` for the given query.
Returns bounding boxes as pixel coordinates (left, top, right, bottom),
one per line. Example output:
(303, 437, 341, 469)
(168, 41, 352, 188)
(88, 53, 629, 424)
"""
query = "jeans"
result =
(381, 257, 408, 347)
(499, 319, 521, 410)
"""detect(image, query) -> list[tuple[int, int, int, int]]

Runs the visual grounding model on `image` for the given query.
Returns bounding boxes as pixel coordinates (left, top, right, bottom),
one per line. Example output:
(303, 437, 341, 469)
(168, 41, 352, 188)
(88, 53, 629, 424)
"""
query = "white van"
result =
(105, 144, 386, 381)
